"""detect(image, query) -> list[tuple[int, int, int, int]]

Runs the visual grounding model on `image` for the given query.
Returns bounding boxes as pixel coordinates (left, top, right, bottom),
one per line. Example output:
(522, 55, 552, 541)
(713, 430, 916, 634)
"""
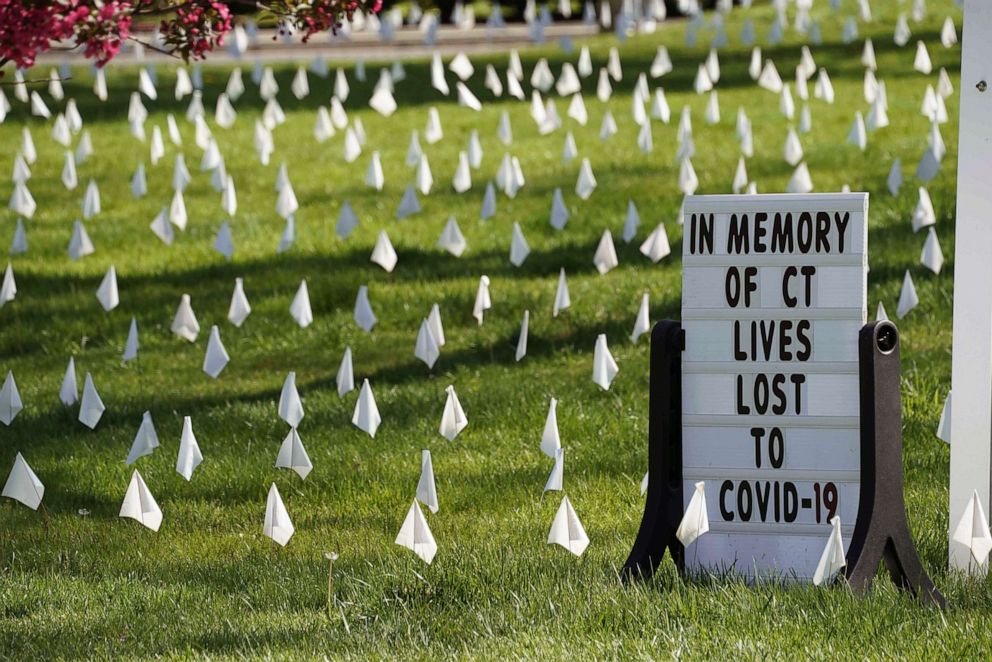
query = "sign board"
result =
(680, 193, 868, 580)
(949, 0, 992, 574)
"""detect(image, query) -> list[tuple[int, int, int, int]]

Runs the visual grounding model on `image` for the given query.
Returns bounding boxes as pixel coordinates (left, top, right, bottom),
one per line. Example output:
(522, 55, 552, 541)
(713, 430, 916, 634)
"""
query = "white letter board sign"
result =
(681, 193, 868, 581)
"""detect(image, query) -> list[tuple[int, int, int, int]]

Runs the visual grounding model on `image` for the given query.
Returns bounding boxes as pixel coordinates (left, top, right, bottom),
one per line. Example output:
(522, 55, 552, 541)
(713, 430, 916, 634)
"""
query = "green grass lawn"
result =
(0, 1, 983, 657)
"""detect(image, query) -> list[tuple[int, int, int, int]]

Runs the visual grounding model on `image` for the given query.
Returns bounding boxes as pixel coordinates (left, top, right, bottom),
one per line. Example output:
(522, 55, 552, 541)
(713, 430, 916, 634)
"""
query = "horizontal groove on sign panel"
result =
(703, 522, 857, 536)
(681, 308, 865, 321)
(683, 415, 860, 428)
(683, 468, 861, 482)
(683, 254, 867, 267)
(682, 361, 860, 374)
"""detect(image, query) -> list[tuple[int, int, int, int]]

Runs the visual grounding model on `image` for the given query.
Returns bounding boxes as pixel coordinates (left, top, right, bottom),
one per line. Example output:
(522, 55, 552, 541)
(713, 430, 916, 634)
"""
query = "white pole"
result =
(950, 0, 992, 574)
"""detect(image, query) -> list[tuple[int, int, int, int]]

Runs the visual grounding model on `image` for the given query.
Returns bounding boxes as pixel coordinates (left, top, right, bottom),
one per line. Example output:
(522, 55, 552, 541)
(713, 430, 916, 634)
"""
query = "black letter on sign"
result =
(720, 480, 735, 521)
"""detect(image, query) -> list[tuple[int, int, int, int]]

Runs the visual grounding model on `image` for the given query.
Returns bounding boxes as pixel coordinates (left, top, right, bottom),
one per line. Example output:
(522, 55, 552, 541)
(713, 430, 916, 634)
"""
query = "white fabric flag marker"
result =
(679, 158, 698, 195)
(438, 216, 467, 256)
(456, 82, 482, 111)
(787, 162, 814, 194)
(516, 310, 529, 362)
(548, 495, 589, 556)
(369, 85, 397, 117)
(172, 294, 199, 342)
(264, 483, 295, 546)
(473, 275, 491, 325)
(120, 470, 162, 532)
(75, 131, 93, 165)
(123, 316, 139, 362)
(290, 280, 313, 329)
(562, 132, 578, 163)
(343, 127, 362, 163)
(541, 398, 561, 458)
(279, 372, 305, 428)
(897, 271, 919, 319)
(416, 154, 434, 195)
(397, 184, 421, 219)
(784, 128, 804, 166)
(941, 17, 957, 49)
(0, 371, 23, 426)
(276, 182, 299, 220)
(913, 40, 933, 75)
(567, 94, 587, 126)
(415, 318, 441, 369)
(553, 269, 571, 317)
(813, 516, 847, 586)
(62, 151, 78, 190)
(952, 491, 992, 566)
(575, 158, 597, 200)
(337, 201, 359, 239)
(912, 187, 936, 232)
(550, 188, 570, 230)
(203, 325, 230, 378)
(396, 499, 437, 564)
(592, 334, 619, 390)
(68, 220, 95, 261)
(676, 481, 709, 546)
(593, 230, 619, 275)
(337, 347, 355, 397)
(498, 111, 513, 145)
(439, 385, 468, 441)
(78, 372, 105, 429)
(0, 263, 16, 308)
(631, 293, 651, 343)
(623, 200, 641, 244)
(887, 159, 903, 196)
(599, 111, 617, 140)
(936, 390, 951, 444)
(127, 411, 160, 465)
(452, 152, 472, 194)
(509, 222, 530, 267)
(150, 208, 174, 245)
(758, 60, 783, 93)
(176, 415, 203, 481)
(848, 111, 867, 151)
(276, 428, 313, 480)
(60, 358, 78, 406)
(9, 219, 26, 256)
(371, 231, 398, 272)
(131, 162, 147, 198)
(228, 278, 251, 327)
(81, 180, 101, 219)
(814, 69, 835, 104)
(877, 302, 889, 322)
(544, 448, 564, 493)
(96, 265, 119, 312)
(651, 46, 673, 78)
(170, 190, 188, 230)
(2, 452, 44, 509)
(425, 107, 443, 144)
(365, 152, 384, 191)
(428, 305, 445, 347)
(8, 182, 36, 219)
(921, 228, 944, 275)
(354, 285, 377, 332)
(352, 378, 382, 438)
(417, 450, 439, 513)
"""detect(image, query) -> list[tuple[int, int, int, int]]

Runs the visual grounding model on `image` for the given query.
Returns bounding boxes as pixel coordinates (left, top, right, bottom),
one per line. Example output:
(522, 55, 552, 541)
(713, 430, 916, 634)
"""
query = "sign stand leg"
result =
(623, 321, 686, 579)
(844, 321, 945, 608)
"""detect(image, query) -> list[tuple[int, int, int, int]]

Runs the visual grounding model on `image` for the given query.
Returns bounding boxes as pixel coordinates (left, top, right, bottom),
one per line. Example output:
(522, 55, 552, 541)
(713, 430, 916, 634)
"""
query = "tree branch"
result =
(127, 35, 181, 59)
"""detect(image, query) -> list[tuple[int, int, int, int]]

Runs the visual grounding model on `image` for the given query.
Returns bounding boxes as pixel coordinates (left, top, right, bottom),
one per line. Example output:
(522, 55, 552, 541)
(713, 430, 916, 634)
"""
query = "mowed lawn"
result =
(0, 1, 983, 657)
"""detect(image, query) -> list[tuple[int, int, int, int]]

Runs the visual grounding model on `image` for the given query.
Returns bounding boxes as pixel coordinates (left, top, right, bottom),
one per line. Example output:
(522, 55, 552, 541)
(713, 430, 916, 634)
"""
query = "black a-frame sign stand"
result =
(623, 320, 945, 608)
